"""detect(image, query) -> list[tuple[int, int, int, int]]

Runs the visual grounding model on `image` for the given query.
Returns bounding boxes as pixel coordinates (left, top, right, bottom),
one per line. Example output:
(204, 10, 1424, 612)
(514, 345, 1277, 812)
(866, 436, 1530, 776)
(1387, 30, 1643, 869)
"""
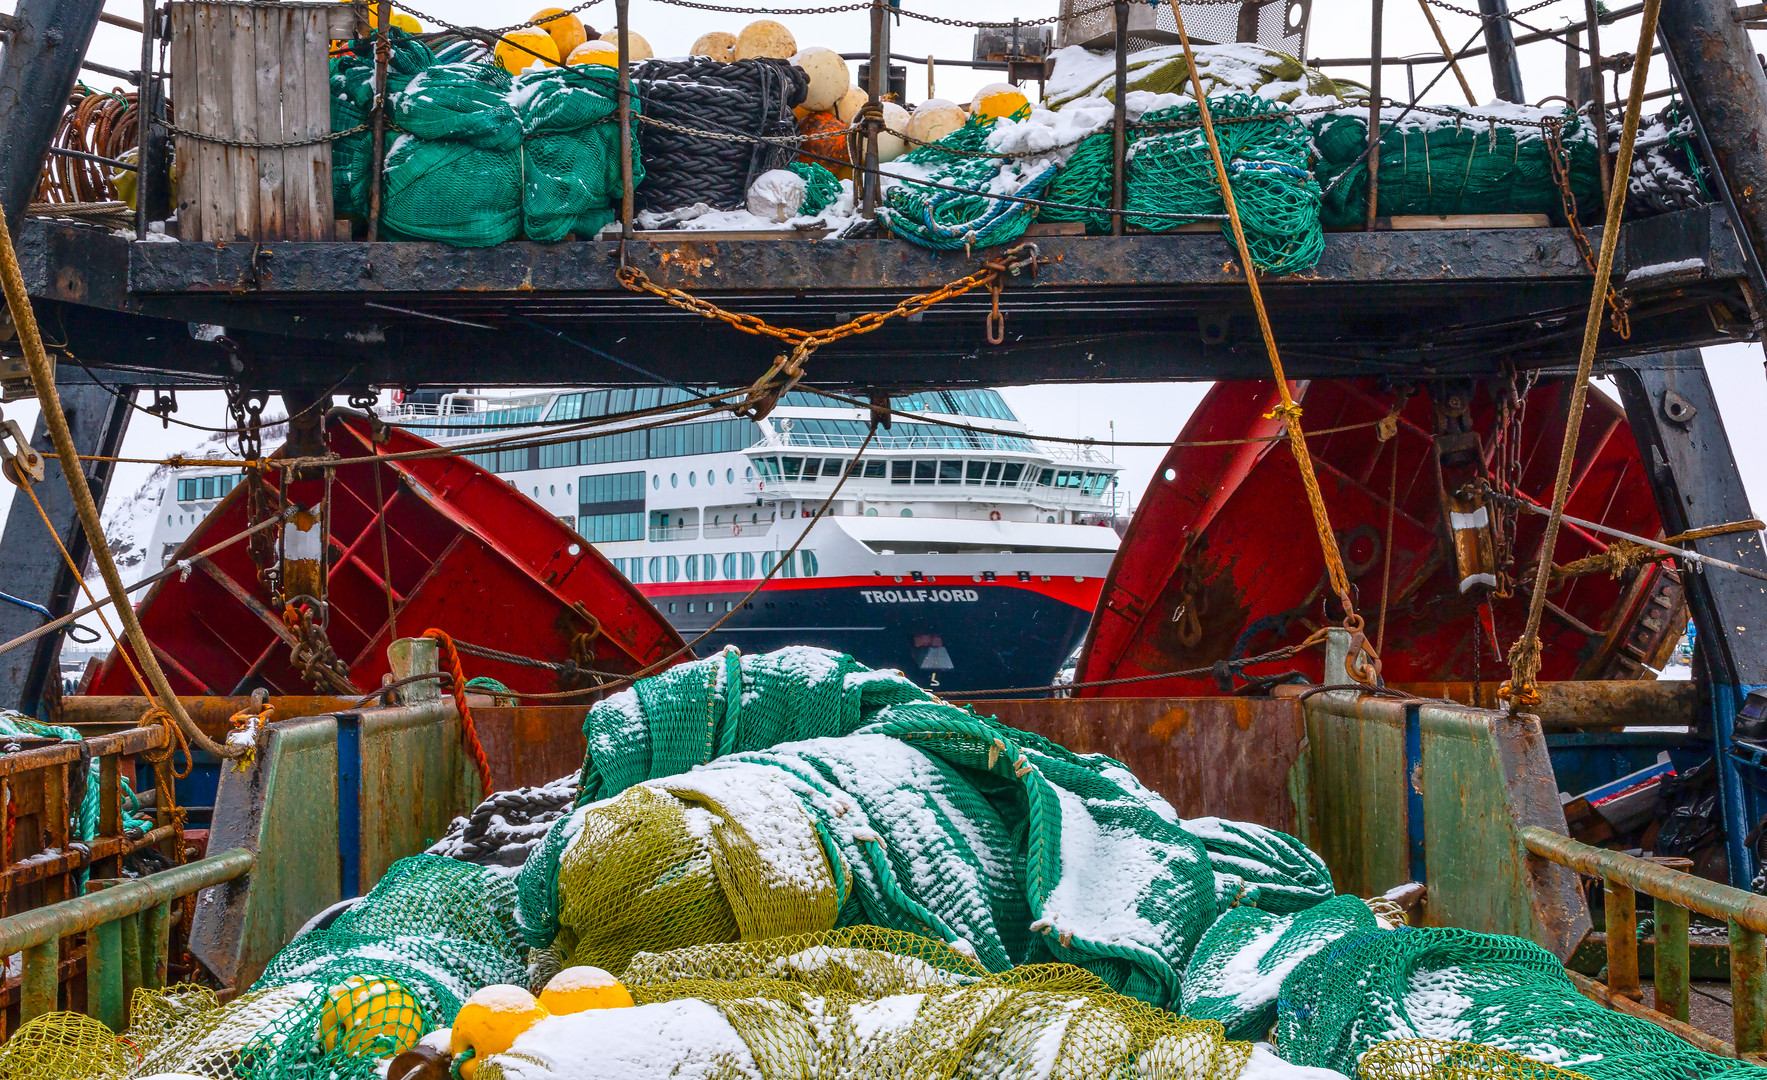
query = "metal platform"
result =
(16, 204, 1754, 390)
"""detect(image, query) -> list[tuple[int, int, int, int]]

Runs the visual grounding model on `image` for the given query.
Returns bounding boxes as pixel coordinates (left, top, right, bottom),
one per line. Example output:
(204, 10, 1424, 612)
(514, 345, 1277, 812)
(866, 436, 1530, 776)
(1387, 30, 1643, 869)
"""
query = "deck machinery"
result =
(2, 0, 1767, 1054)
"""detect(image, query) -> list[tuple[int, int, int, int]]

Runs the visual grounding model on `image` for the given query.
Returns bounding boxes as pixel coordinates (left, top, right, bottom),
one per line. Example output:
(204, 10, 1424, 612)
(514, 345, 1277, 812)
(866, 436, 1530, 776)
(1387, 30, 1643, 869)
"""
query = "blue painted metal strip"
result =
(1405, 703, 1426, 886)
(336, 714, 361, 899)
(1709, 684, 1760, 890)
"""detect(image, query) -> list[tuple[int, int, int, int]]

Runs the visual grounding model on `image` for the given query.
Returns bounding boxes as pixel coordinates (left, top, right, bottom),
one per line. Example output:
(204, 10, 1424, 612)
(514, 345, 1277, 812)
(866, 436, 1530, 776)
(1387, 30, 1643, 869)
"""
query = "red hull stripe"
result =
(636, 574, 1103, 611)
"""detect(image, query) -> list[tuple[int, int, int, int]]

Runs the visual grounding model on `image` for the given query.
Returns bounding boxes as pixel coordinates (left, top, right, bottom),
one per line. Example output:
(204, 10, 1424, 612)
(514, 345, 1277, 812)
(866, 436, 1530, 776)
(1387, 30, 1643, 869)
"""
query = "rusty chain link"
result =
(616, 243, 1040, 418)
(1544, 118, 1632, 339)
(281, 601, 359, 695)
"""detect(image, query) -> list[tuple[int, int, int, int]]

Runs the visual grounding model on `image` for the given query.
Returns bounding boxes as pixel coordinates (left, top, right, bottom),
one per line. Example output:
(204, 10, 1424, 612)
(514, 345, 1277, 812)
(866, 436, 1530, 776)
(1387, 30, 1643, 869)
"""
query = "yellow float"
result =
(734, 19, 795, 60)
(316, 975, 424, 1058)
(598, 29, 653, 61)
(971, 82, 1031, 121)
(691, 31, 737, 62)
(528, 8, 586, 61)
(538, 966, 636, 1014)
(450, 985, 549, 1080)
(495, 28, 560, 73)
(566, 40, 617, 66)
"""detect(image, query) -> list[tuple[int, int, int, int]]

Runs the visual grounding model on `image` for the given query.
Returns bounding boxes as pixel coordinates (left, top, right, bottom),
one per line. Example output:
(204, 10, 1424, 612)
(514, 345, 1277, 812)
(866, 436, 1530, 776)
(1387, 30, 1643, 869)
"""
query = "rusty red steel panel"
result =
(958, 697, 1306, 832)
(471, 706, 588, 792)
(1077, 379, 1683, 696)
(88, 418, 687, 698)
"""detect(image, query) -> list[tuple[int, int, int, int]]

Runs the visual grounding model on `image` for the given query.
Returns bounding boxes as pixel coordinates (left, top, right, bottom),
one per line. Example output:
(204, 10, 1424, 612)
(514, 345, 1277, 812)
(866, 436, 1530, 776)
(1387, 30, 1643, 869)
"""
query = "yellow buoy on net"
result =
(495, 27, 560, 73)
(972, 82, 1031, 121)
(451, 986, 549, 1080)
(598, 28, 653, 61)
(529, 8, 587, 61)
(567, 40, 618, 66)
(538, 967, 636, 1014)
(316, 975, 425, 1058)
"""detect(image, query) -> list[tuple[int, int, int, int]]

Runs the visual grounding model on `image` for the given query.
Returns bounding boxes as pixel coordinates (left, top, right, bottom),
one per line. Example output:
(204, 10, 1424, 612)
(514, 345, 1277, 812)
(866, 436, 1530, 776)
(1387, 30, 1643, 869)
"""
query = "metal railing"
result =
(1522, 826, 1767, 1058)
(0, 847, 252, 1034)
(703, 522, 771, 539)
(757, 430, 1116, 467)
(648, 524, 700, 542)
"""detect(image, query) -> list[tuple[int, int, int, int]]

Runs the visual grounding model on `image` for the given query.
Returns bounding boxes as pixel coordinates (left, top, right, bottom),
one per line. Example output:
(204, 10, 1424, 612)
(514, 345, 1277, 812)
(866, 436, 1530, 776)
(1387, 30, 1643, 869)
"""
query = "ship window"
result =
(652, 474, 660, 489)
(824, 458, 845, 477)
(685, 555, 700, 581)
(778, 552, 796, 578)
(707, 470, 715, 486)
(966, 461, 987, 484)
(801, 550, 819, 577)
(670, 473, 679, 488)
(1001, 463, 1024, 484)
(688, 603, 695, 613)
(576, 512, 642, 542)
(727, 468, 736, 483)
(901, 508, 913, 517)
(741, 552, 756, 577)
(762, 552, 776, 575)
(702, 554, 716, 580)
(666, 556, 679, 582)
(890, 460, 912, 484)
(937, 460, 962, 484)
(725, 601, 734, 612)
(863, 460, 885, 478)
(1037, 469, 1055, 486)
(782, 457, 804, 481)
(752, 513, 759, 524)
(722, 553, 737, 578)
(865, 507, 877, 516)
(648, 556, 662, 581)
(1047, 516, 1057, 524)
(167, 515, 173, 525)
(800, 458, 820, 480)
(635, 388, 661, 411)
(669, 603, 676, 613)
(985, 462, 1003, 485)
(549, 485, 555, 495)
(688, 472, 697, 487)
(913, 460, 936, 485)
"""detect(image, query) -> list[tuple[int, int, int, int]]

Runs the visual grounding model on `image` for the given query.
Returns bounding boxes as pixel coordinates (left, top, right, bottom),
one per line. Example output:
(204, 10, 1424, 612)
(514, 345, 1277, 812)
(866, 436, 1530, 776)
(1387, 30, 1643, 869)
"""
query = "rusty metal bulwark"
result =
(0, 848, 252, 956)
(1522, 826, 1767, 934)
(957, 697, 1308, 833)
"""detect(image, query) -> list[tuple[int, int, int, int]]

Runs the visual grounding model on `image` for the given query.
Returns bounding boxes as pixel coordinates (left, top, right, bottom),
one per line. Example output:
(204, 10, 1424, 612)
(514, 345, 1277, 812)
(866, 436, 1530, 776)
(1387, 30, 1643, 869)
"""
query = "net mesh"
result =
(1358, 1039, 1597, 1080)
(0, 1012, 134, 1080)
(475, 930, 1258, 1080)
(881, 113, 1056, 252)
(1310, 106, 1602, 228)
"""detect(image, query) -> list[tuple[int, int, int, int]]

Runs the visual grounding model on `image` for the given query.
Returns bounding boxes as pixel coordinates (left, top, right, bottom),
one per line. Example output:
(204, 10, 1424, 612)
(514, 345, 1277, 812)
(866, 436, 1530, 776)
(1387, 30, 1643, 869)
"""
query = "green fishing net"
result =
(880, 113, 1055, 251)
(1180, 894, 1377, 1040)
(1310, 106, 1603, 229)
(330, 33, 436, 220)
(393, 62, 521, 150)
(516, 65, 642, 243)
(1044, 94, 1324, 274)
(787, 162, 842, 216)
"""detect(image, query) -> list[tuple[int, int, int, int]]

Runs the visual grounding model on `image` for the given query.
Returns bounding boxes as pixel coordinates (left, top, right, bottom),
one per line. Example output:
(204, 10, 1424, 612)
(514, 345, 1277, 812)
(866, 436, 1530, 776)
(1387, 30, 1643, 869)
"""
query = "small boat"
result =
(1076, 378, 1686, 695)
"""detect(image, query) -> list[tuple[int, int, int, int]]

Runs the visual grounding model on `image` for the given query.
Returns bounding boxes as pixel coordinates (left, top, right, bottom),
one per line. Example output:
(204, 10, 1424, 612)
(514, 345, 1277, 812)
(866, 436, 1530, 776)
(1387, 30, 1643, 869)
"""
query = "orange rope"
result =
(421, 629, 493, 799)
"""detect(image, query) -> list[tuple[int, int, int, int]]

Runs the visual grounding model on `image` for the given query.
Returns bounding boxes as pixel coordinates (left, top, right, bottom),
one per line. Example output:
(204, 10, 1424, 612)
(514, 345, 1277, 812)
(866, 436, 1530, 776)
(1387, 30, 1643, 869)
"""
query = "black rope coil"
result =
(427, 776, 579, 870)
(632, 57, 808, 213)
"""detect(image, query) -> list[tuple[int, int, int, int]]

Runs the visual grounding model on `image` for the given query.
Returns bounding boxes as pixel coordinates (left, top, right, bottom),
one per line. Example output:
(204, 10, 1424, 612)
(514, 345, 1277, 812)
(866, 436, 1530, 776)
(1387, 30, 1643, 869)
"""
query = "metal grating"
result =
(1055, 0, 1310, 60)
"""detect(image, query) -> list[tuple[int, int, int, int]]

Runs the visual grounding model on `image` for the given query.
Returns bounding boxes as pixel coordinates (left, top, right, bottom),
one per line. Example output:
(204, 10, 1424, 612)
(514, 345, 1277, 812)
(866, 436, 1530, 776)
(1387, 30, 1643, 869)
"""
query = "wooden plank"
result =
(228, 4, 260, 239)
(199, 3, 229, 240)
(1385, 213, 1553, 230)
(304, 4, 336, 233)
(279, 5, 309, 239)
(170, 4, 202, 239)
(43, 761, 67, 904)
(255, 4, 284, 238)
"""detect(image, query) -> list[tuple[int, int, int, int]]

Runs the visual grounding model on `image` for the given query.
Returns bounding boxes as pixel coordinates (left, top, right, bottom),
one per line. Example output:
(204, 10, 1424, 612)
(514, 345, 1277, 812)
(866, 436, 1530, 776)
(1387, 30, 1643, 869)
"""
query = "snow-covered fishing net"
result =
(473, 928, 1265, 1080)
(521, 647, 1333, 1011)
(1358, 1040, 1595, 1080)
(1181, 894, 1378, 1040)
(1273, 926, 1767, 1080)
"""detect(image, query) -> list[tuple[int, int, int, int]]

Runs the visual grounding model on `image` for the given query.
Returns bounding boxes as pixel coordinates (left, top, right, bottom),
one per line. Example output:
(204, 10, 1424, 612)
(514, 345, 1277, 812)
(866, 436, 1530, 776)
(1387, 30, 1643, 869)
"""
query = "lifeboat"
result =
(87, 416, 686, 697)
(1076, 379, 1685, 696)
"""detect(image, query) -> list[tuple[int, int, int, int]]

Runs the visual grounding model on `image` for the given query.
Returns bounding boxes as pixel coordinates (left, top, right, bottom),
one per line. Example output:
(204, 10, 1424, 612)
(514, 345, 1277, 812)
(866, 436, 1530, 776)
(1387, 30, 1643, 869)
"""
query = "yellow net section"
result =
(556, 784, 839, 973)
(480, 929, 1256, 1080)
(1359, 1039, 1598, 1080)
(0, 1011, 134, 1080)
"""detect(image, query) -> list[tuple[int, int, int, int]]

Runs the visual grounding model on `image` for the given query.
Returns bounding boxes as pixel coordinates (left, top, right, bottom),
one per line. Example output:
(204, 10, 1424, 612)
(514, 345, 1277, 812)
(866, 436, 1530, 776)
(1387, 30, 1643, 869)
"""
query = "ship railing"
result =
(0, 847, 252, 1035)
(758, 431, 1115, 466)
(648, 525, 701, 542)
(704, 522, 771, 539)
(745, 477, 1113, 508)
(1520, 826, 1767, 1058)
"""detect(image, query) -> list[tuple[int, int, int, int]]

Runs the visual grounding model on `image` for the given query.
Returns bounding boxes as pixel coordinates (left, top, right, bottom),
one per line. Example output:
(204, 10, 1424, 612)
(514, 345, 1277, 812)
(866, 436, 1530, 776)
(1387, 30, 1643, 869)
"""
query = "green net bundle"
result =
(1043, 95, 1325, 274)
(880, 113, 1056, 251)
(327, 46, 638, 245)
(786, 162, 842, 216)
(518, 646, 1332, 1011)
(1309, 105, 1602, 229)
(1273, 925, 1767, 1080)
(471, 927, 1267, 1080)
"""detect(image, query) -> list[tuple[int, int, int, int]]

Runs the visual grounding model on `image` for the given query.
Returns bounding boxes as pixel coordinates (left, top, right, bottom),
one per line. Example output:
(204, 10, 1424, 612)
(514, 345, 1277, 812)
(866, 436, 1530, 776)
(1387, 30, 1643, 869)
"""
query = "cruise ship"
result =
(141, 387, 1124, 692)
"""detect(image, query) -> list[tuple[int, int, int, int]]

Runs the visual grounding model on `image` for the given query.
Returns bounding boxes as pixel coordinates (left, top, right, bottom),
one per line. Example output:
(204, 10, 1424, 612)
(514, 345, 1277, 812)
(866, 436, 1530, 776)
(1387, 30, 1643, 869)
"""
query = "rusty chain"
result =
(615, 243, 1040, 418)
(1544, 118, 1632, 339)
(281, 601, 358, 695)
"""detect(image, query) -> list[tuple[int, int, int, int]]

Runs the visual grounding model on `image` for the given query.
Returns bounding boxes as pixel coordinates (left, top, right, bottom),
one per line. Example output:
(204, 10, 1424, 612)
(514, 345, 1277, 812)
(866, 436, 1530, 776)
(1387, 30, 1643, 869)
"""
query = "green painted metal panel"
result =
(1305, 704, 1407, 898)
(358, 700, 477, 888)
(190, 715, 341, 990)
(87, 919, 124, 1032)
(1419, 708, 1541, 939)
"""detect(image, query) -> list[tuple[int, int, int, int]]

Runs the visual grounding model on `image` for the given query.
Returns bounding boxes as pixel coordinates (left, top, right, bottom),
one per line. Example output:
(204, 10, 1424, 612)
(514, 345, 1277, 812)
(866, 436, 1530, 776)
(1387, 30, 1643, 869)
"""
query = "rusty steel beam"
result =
(1655, 895, 1692, 1023)
(0, 0, 106, 232)
(1391, 679, 1698, 729)
(1523, 826, 1767, 933)
(61, 695, 357, 741)
(0, 724, 166, 778)
(1658, 0, 1767, 307)
(0, 847, 252, 956)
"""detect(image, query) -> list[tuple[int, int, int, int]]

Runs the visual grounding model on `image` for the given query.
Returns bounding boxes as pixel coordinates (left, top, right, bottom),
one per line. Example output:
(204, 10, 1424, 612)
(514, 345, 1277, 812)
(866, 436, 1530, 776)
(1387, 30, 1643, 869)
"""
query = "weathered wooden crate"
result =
(170, 1, 359, 241)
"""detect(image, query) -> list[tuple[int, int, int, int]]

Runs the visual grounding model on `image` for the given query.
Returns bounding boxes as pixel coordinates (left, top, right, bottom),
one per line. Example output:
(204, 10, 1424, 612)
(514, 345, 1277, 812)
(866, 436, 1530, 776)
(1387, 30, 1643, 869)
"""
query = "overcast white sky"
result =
(5, 0, 1763, 527)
